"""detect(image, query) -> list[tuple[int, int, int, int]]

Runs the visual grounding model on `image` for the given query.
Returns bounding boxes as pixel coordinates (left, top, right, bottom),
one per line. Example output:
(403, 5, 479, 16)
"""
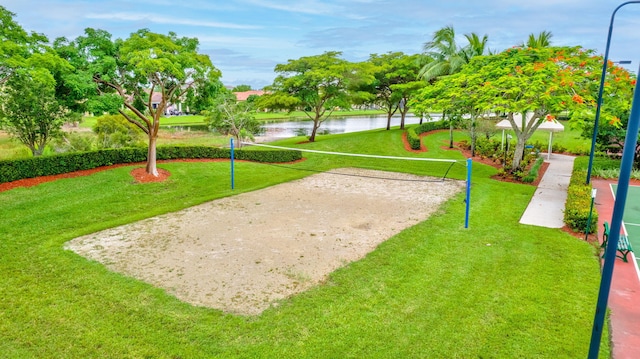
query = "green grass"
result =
(0, 132, 31, 159)
(0, 127, 609, 358)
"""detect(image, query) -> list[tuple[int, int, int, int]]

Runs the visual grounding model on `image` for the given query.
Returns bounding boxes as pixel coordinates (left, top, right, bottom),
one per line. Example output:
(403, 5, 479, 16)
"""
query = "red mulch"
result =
(0, 159, 224, 193)
(400, 130, 548, 187)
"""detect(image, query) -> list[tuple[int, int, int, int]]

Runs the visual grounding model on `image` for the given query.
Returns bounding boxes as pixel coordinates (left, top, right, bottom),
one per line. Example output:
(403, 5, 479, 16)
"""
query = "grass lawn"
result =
(0, 127, 608, 358)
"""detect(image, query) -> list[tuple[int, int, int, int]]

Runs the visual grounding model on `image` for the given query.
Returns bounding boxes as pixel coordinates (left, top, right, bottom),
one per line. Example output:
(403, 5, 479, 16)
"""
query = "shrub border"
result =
(406, 121, 449, 150)
(564, 162, 598, 234)
(0, 146, 302, 184)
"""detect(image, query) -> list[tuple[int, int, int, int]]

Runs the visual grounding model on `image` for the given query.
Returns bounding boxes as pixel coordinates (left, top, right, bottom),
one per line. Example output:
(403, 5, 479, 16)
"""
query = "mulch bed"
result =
(0, 159, 224, 193)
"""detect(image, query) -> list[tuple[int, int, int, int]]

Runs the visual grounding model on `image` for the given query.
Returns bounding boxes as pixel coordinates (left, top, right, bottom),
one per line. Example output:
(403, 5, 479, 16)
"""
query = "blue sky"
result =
(4, 0, 640, 89)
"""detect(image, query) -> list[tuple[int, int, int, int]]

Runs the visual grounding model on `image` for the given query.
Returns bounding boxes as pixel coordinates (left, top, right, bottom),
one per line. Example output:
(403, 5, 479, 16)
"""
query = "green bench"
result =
(602, 221, 634, 263)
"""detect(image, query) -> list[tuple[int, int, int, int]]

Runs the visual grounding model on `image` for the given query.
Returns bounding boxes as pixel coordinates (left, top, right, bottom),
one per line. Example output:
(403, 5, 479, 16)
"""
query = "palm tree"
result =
(419, 26, 490, 148)
(418, 26, 466, 81)
(523, 30, 553, 48)
(461, 33, 492, 62)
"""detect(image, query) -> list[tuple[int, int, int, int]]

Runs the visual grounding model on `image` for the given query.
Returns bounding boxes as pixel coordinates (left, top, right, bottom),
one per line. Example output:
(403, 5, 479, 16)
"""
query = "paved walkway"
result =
(519, 153, 575, 227)
(520, 153, 640, 358)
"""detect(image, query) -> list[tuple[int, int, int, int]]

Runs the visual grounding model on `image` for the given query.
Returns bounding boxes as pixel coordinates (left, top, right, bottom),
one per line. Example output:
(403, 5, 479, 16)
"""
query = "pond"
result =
(161, 113, 443, 141)
(258, 114, 442, 141)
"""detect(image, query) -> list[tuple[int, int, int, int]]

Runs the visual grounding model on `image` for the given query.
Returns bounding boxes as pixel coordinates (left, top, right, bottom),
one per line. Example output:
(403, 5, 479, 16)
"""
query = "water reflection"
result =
(258, 114, 441, 141)
(162, 114, 443, 141)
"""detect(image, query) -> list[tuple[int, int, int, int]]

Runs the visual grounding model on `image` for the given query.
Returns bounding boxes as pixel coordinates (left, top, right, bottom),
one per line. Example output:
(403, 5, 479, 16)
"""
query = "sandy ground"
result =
(66, 168, 464, 315)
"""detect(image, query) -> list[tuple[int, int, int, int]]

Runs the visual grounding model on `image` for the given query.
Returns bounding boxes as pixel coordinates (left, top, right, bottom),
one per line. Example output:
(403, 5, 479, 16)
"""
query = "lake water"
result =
(162, 113, 443, 141)
(258, 114, 442, 141)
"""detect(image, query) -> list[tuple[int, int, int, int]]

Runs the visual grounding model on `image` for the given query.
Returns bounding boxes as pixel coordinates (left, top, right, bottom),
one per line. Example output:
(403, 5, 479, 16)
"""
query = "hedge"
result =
(406, 120, 449, 150)
(0, 146, 302, 184)
(563, 164, 598, 234)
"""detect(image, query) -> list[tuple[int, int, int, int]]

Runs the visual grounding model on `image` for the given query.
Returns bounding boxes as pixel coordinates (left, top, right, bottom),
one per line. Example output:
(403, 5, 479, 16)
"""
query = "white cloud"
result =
(240, 0, 342, 16)
(86, 12, 261, 30)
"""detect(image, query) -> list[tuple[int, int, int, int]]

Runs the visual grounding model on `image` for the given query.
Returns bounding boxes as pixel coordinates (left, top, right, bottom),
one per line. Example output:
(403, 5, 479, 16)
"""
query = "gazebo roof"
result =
(495, 113, 564, 132)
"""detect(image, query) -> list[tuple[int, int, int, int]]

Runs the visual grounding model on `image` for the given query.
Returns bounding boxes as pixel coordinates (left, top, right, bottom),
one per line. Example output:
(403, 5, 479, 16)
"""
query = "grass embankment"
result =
(0, 128, 607, 358)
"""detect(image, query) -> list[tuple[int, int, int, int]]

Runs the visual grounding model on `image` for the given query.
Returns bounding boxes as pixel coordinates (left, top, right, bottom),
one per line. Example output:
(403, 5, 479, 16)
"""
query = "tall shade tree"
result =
(0, 69, 68, 156)
(365, 52, 423, 130)
(74, 28, 220, 176)
(422, 46, 603, 169)
(258, 51, 367, 142)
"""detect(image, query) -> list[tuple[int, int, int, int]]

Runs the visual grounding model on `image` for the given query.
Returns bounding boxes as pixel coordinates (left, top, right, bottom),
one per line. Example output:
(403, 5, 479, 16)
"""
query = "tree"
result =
(418, 26, 465, 81)
(183, 78, 226, 114)
(207, 92, 260, 147)
(93, 113, 145, 149)
(0, 69, 68, 156)
(258, 51, 366, 142)
(365, 52, 423, 130)
(232, 84, 252, 92)
(0, 6, 49, 86)
(73, 28, 220, 176)
(419, 26, 491, 148)
(570, 62, 637, 165)
(463, 46, 601, 169)
(412, 65, 487, 156)
(522, 31, 553, 48)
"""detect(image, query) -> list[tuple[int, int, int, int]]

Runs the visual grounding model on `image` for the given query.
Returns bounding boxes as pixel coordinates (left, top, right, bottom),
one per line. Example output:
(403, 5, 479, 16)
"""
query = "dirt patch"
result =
(65, 168, 464, 315)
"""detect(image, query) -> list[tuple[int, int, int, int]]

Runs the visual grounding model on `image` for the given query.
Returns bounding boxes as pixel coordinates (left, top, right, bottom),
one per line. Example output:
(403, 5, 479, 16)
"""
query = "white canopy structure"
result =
(496, 112, 565, 159)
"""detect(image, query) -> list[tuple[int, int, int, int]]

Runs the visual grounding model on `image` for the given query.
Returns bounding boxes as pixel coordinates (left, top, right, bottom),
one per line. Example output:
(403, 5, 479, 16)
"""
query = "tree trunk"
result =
(511, 137, 527, 170)
(146, 134, 159, 176)
(309, 118, 320, 142)
(386, 111, 392, 131)
(399, 107, 408, 130)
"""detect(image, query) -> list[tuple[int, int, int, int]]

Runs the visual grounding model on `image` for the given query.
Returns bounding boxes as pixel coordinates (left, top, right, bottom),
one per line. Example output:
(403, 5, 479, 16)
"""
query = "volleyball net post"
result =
(465, 158, 472, 229)
(230, 138, 235, 190)
(233, 142, 472, 227)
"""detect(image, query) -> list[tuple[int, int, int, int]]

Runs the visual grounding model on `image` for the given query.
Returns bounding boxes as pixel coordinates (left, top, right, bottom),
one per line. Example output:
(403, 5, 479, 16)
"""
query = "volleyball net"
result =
(239, 142, 466, 180)
(231, 140, 473, 228)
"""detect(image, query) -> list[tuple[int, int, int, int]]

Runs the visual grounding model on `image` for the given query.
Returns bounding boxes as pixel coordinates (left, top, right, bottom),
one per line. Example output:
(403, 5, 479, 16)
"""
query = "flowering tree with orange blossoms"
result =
(569, 60, 637, 164)
(419, 46, 611, 169)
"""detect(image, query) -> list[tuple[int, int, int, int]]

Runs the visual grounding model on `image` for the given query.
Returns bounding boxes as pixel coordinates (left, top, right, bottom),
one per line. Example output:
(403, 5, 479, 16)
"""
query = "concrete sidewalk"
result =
(519, 153, 575, 228)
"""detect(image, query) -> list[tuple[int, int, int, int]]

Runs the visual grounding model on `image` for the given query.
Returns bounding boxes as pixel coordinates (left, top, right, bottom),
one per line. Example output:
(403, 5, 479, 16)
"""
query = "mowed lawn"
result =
(0, 128, 607, 358)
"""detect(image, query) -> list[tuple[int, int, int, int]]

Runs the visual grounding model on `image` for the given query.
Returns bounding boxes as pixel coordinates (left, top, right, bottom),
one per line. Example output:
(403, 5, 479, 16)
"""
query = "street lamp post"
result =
(588, 62, 640, 358)
(585, 1, 640, 185)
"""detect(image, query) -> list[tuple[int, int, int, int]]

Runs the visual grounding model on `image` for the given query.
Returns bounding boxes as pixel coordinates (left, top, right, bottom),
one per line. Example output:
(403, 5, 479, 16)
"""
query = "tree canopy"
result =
(207, 92, 260, 147)
(70, 28, 220, 175)
(414, 46, 608, 169)
(258, 51, 369, 142)
(0, 69, 68, 156)
(364, 52, 423, 130)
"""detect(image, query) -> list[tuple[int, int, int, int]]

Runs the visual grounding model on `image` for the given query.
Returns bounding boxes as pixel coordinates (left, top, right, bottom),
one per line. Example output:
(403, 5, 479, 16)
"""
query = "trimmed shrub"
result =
(564, 165, 598, 234)
(0, 146, 302, 184)
(406, 121, 448, 150)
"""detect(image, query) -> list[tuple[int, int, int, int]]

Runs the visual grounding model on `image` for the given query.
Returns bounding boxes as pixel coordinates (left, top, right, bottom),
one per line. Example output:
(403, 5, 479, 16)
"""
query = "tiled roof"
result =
(233, 90, 265, 101)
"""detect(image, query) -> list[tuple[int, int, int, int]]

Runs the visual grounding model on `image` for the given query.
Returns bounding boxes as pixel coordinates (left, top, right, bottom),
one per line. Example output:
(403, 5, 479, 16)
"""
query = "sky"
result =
(4, 0, 640, 89)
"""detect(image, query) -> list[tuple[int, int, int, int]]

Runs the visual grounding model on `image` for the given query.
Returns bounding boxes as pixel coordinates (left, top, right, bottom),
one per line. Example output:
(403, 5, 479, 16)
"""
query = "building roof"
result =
(233, 90, 265, 101)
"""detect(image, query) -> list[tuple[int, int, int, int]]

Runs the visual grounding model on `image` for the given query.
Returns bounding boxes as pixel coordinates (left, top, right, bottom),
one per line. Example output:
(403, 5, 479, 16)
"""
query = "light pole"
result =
(585, 1, 640, 185)
(588, 62, 640, 358)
